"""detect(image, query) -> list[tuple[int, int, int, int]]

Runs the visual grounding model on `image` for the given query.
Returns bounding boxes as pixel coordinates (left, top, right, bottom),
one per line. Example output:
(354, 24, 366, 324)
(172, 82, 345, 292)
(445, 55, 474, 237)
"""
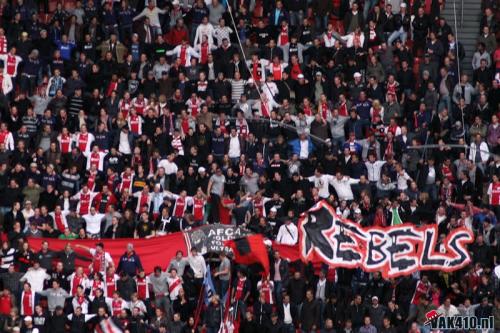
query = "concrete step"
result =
(435, 0, 482, 75)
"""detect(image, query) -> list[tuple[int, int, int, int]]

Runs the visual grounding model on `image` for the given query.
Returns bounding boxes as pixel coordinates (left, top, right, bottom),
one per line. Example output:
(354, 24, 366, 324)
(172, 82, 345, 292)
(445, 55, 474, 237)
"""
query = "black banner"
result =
(184, 224, 253, 254)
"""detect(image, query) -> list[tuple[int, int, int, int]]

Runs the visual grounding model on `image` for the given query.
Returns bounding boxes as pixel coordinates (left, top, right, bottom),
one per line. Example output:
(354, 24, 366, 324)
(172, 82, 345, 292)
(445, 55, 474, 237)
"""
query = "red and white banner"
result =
(296, 201, 475, 278)
(29, 202, 474, 278)
(95, 318, 123, 333)
(29, 232, 187, 273)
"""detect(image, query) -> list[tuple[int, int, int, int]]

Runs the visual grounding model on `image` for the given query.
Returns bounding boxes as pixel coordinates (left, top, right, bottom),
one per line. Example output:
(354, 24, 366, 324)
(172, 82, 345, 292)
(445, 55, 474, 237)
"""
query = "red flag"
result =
(224, 234, 270, 275)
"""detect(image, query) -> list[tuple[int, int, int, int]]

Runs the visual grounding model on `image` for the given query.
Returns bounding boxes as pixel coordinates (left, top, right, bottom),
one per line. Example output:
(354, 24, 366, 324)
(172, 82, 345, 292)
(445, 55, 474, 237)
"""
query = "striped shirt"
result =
(22, 116, 39, 136)
(229, 79, 246, 102)
(0, 248, 16, 270)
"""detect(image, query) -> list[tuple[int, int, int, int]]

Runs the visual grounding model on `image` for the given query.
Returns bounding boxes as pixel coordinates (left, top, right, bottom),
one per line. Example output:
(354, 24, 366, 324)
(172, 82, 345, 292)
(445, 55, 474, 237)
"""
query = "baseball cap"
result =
(297, 74, 305, 79)
(24, 316, 33, 322)
(354, 72, 362, 78)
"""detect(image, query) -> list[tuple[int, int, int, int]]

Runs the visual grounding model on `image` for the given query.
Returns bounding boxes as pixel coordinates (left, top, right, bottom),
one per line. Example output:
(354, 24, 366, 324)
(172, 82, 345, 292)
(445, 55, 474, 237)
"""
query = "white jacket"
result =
(468, 141, 490, 163)
(276, 223, 298, 245)
(0, 73, 12, 94)
(194, 23, 215, 46)
(20, 268, 51, 292)
(166, 45, 200, 67)
(329, 177, 360, 201)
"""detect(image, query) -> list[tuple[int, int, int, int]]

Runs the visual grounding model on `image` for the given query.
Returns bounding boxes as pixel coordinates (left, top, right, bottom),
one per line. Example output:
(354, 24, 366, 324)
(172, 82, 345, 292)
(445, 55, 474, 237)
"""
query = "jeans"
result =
(274, 280, 283, 305)
(289, 10, 304, 27)
(363, 0, 377, 19)
(20, 74, 38, 95)
(315, 15, 329, 32)
(424, 184, 438, 201)
(120, 24, 133, 44)
(331, 136, 345, 154)
(234, 299, 247, 319)
(218, 279, 229, 300)
(419, 324, 431, 333)
(283, 323, 295, 333)
(154, 295, 172, 318)
(103, 25, 118, 40)
(388, 28, 408, 45)
(438, 95, 451, 113)
(190, 23, 200, 43)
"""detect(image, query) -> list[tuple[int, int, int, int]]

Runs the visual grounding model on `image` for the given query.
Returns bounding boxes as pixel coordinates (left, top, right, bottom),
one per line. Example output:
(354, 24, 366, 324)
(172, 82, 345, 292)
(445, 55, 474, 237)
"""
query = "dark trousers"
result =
(209, 193, 221, 224)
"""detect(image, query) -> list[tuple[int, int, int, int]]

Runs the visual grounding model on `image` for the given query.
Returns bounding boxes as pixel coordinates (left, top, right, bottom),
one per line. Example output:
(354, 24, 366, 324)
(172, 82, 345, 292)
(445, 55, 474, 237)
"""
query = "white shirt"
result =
(228, 136, 241, 158)
(21, 268, 50, 292)
(283, 303, 293, 324)
(188, 254, 206, 278)
(494, 264, 500, 279)
(158, 159, 178, 175)
(329, 177, 360, 201)
(119, 131, 131, 154)
(194, 23, 215, 46)
(83, 213, 105, 234)
(276, 223, 298, 245)
(365, 161, 385, 182)
(308, 174, 335, 198)
(299, 139, 309, 159)
(133, 7, 166, 27)
(167, 276, 183, 300)
(397, 171, 412, 190)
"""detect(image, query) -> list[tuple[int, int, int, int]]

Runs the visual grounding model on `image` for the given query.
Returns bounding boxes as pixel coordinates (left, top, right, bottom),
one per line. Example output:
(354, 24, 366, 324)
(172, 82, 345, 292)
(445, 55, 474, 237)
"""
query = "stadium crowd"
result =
(0, 0, 498, 331)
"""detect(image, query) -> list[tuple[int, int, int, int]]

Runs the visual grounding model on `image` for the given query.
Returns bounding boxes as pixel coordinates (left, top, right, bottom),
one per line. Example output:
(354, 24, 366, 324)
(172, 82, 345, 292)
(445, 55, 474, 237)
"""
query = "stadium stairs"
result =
(440, 0, 482, 75)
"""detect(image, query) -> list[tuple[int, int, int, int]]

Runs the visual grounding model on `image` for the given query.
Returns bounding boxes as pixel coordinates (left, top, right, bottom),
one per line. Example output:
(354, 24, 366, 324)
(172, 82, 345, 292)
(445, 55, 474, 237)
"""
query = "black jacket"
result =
(253, 301, 272, 327)
(277, 302, 297, 324)
(300, 299, 320, 331)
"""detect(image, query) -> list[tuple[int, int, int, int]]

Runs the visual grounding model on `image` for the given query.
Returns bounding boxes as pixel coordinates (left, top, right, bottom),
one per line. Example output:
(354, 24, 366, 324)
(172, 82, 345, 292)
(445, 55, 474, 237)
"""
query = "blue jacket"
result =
(57, 41, 75, 61)
(117, 251, 143, 276)
(288, 138, 314, 157)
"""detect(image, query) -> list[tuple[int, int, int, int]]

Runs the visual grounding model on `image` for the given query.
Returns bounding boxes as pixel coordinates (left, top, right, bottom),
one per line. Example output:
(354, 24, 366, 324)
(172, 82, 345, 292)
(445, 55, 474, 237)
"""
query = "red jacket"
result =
(0, 294, 12, 315)
(165, 27, 189, 46)
(93, 192, 118, 214)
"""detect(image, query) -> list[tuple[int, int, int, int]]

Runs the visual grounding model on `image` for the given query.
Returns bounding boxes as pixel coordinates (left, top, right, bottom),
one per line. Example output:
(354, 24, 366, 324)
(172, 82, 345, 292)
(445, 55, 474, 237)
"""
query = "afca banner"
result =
(298, 201, 474, 278)
(184, 223, 252, 254)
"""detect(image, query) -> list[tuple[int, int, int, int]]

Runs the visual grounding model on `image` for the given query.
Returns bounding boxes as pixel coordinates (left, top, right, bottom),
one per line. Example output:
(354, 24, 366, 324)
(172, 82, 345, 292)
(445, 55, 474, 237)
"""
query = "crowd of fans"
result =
(0, 0, 497, 331)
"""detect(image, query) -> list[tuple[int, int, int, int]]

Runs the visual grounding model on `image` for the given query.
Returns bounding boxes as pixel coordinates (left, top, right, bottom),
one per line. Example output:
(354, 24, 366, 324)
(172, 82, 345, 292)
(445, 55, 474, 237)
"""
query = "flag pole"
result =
(193, 276, 206, 328)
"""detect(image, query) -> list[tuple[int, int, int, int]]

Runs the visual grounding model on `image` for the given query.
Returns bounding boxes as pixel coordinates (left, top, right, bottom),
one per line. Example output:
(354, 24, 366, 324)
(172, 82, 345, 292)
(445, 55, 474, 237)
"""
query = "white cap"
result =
(354, 208, 362, 214)
(354, 72, 362, 78)
(264, 239, 272, 247)
(297, 74, 305, 79)
(372, 296, 379, 301)
(315, 71, 322, 76)
(24, 316, 33, 322)
(270, 207, 278, 213)
(247, 78, 254, 84)
(400, 3, 407, 7)
(172, 0, 179, 4)
(198, 166, 206, 173)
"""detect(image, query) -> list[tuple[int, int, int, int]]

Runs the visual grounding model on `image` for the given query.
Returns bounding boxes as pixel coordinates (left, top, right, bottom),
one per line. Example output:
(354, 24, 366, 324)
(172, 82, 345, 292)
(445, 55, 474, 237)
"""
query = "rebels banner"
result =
(298, 201, 474, 278)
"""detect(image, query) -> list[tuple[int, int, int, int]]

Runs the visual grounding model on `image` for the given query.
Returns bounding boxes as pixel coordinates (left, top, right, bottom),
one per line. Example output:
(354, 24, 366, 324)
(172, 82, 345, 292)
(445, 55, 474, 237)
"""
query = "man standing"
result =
(188, 247, 206, 295)
(75, 243, 114, 276)
(207, 167, 225, 223)
(117, 243, 143, 277)
(149, 266, 171, 317)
